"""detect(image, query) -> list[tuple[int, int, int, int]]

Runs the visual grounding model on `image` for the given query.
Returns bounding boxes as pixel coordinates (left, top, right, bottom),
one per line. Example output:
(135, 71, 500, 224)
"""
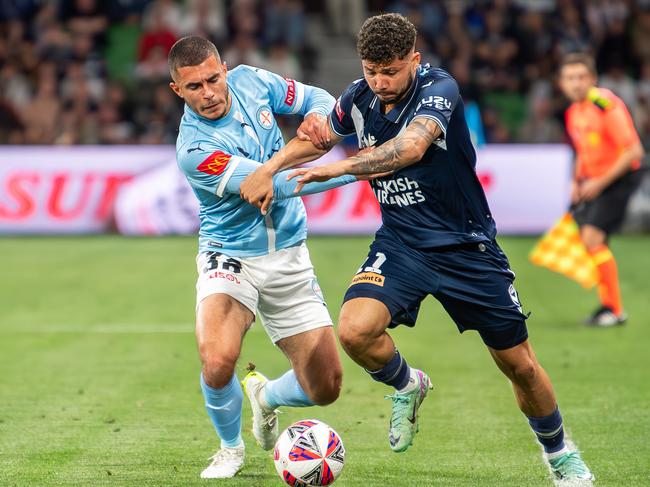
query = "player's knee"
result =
(337, 320, 366, 357)
(338, 315, 374, 357)
(308, 368, 342, 406)
(201, 354, 237, 389)
(510, 359, 538, 388)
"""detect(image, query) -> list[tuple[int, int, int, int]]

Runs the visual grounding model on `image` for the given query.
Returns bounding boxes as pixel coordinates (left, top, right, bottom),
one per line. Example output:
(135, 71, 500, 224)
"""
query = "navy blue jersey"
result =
(330, 65, 497, 249)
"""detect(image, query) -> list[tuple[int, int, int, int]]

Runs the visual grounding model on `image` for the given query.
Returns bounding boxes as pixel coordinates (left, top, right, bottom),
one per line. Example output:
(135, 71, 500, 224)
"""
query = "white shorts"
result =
(195, 242, 332, 343)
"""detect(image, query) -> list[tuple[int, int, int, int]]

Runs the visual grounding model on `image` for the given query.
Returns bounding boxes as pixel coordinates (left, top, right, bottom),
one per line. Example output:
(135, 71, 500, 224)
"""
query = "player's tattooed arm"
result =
(288, 118, 442, 191)
(345, 117, 442, 174)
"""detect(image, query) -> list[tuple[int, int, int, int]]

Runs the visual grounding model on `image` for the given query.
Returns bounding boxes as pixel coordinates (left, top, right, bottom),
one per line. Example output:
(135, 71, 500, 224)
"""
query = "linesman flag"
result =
(529, 213, 599, 289)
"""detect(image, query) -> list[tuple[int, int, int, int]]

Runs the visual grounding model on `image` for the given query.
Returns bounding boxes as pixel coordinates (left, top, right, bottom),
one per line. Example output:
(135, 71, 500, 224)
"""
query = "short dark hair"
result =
(357, 13, 417, 65)
(559, 52, 597, 75)
(168, 36, 220, 79)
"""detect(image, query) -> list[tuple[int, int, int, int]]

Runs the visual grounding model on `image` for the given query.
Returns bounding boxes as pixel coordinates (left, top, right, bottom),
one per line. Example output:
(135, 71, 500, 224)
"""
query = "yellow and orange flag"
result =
(529, 213, 599, 289)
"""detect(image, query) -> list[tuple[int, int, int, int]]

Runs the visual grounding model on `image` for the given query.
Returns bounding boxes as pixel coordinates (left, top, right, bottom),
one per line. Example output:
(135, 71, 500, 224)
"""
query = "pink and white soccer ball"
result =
(274, 419, 345, 486)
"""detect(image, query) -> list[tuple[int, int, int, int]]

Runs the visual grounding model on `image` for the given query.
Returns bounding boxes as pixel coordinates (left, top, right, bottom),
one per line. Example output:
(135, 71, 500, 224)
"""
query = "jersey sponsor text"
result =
(371, 177, 426, 207)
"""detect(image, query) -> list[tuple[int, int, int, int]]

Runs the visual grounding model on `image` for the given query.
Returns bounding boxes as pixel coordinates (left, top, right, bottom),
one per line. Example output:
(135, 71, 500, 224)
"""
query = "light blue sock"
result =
(200, 373, 243, 448)
(264, 369, 315, 409)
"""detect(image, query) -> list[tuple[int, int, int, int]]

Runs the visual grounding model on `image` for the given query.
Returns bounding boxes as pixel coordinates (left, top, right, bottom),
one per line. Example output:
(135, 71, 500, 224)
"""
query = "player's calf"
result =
(298, 370, 341, 406)
(490, 342, 594, 482)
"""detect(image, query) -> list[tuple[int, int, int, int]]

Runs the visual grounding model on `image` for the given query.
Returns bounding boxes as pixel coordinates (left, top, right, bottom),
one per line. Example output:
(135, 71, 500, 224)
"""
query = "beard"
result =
(378, 71, 415, 105)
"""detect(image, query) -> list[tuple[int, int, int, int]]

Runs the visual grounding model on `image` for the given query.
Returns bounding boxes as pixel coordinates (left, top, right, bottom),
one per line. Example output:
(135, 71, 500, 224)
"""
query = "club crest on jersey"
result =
(197, 150, 232, 176)
(257, 106, 274, 130)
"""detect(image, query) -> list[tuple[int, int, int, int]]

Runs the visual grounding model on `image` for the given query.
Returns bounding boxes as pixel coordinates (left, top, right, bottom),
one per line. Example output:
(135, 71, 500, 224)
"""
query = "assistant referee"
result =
(560, 52, 645, 326)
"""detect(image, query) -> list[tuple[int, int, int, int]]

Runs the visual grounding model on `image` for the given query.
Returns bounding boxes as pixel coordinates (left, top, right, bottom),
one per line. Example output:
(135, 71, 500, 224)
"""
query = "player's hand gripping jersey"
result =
(177, 65, 353, 257)
(330, 64, 496, 248)
(565, 87, 642, 180)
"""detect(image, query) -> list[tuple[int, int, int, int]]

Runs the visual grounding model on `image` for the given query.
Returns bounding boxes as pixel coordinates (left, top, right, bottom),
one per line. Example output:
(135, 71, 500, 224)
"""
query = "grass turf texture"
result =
(1, 236, 649, 487)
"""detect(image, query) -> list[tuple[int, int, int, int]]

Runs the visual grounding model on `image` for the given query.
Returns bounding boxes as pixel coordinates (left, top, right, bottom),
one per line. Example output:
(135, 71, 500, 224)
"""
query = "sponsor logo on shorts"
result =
(207, 270, 240, 284)
(350, 272, 385, 287)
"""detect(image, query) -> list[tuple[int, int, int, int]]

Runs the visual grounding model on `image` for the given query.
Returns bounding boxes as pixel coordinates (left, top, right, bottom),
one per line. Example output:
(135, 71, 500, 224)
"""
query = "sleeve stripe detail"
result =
(290, 82, 306, 114)
(329, 116, 354, 137)
(412, 114, 447, 135)
(216, 156, 242, 197)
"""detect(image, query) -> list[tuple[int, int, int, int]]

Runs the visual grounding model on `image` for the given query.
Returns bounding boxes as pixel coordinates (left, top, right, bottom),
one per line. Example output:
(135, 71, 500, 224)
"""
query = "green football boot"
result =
(549, 450, 594, 483)
(385, 370, 433, 453)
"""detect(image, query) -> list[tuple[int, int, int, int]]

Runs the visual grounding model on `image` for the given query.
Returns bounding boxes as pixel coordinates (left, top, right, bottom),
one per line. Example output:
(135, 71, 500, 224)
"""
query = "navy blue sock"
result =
(366, 349, 411, 390)
(527, 407, 566, 454)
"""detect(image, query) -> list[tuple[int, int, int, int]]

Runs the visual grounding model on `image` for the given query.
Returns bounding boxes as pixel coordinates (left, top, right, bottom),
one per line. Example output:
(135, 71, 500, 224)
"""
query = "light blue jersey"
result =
(176, 65, 354, 257)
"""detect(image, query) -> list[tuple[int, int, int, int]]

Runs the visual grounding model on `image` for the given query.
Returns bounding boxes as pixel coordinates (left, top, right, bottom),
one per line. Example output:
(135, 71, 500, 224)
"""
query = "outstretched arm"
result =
(177, 141, 352, 207)
(240, 118, 342, 214)
(288, 117, 442, 191)
(223, 156, 355, 201)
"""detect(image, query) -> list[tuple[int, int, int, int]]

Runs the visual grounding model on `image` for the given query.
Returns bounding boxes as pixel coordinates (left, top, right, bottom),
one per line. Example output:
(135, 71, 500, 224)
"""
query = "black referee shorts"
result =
(572, 169, 644, 235)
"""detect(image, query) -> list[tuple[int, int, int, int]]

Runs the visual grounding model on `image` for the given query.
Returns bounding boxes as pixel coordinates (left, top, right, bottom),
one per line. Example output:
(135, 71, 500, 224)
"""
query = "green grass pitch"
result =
(1, 235, 649, 486)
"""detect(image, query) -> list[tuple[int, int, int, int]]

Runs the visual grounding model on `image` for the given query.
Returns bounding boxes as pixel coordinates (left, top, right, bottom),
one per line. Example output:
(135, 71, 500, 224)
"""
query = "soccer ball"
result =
(274, 419, 345, 486)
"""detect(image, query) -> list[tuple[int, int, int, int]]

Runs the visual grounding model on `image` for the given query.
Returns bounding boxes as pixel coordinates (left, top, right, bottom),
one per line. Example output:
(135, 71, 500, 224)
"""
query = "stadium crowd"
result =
(1, 0, 650, 147)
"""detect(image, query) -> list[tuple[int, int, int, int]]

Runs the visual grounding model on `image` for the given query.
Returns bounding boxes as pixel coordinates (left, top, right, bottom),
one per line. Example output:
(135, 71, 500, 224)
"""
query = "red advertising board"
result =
(1, 145, 573, 235)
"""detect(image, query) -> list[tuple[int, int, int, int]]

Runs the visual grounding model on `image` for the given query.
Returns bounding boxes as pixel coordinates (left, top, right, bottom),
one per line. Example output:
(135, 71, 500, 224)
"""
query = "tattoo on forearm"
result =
(346, 118, 441, 174)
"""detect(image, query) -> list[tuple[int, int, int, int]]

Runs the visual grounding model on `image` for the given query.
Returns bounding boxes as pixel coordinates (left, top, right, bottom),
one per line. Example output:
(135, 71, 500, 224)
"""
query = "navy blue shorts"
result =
(343, 236, 529, 350)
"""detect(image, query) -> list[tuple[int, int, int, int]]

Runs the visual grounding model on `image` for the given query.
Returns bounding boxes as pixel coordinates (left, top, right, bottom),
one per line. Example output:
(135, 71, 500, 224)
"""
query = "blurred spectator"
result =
(554, 4, 592, 56)
(141, 0, 181, 34)
(137, 2, 177, 80)
(228, 0, 261, 39)
(222, 33, 265, 69)
(264, 0, 306, 50)
(0, 61, 31, 109)
(388, 0, 445, 44)
(600, 64, 638, 108)
(518, 96, 563, 143)
(21, 75, 60, 144)
(632, 8, 650, 61)
(325, 0, 366, 38)
(59, 0, 109, 46)
(597, 17, 637, 74)
(261, 42, 302, 80)
(2, 0, 650, 146)
(178, 0, 226, 40)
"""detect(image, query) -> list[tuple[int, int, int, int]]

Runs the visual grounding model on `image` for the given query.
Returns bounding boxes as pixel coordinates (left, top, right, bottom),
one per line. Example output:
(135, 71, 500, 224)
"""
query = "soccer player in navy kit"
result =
(243, 13, 593, 482)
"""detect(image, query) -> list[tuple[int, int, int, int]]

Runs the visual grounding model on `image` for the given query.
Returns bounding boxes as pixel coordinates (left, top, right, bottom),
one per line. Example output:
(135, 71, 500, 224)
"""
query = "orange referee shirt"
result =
(565, 87, 641, 180)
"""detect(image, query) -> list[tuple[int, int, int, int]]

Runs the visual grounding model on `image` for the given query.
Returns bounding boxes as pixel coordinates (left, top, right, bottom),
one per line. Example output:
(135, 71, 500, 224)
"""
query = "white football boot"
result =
(200, 443, 245, 479)
(242, 369, 280, 450)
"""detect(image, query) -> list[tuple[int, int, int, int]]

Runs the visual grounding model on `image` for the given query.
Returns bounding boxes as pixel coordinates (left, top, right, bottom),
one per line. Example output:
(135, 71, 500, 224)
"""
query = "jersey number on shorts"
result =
(358, 252, 387, 275)
(203, 252, 242, 274)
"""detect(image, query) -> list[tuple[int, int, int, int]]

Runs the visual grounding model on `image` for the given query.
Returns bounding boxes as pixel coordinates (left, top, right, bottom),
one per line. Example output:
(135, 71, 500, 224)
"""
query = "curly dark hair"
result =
(357, 13, 417, 65)
(168, 36, 220, 79)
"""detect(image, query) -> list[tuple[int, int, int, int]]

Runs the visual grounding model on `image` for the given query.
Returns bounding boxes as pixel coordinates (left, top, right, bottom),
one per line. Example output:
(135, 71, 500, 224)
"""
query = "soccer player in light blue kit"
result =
(168, 36, 357, 478)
